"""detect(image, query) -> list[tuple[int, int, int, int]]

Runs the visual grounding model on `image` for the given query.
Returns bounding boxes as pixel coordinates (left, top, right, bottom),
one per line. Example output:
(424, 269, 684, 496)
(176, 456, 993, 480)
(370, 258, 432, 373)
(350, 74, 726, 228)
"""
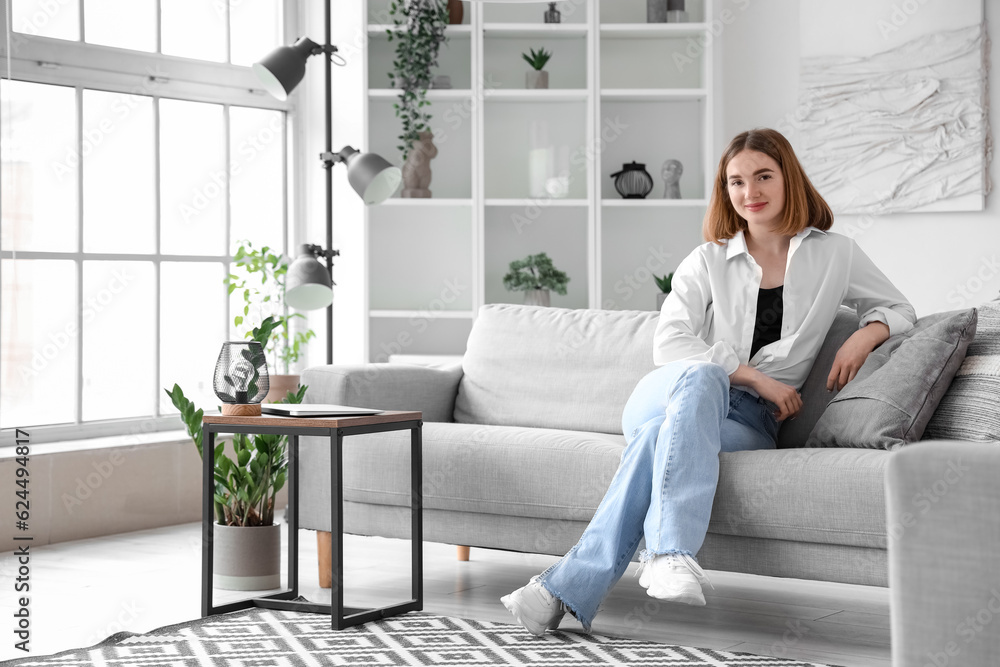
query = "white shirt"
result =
(653, 227, 916, 392)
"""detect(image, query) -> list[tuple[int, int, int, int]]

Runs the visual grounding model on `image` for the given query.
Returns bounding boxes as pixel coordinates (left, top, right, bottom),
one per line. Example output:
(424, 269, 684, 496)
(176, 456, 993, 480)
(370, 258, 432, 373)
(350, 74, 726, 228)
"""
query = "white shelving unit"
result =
(361, 0, 714, 361)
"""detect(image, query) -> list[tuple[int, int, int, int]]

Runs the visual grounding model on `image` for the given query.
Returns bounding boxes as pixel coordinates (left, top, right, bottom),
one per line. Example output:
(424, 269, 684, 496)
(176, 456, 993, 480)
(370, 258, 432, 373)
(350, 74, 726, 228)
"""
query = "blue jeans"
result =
(536, 360, 780, 631)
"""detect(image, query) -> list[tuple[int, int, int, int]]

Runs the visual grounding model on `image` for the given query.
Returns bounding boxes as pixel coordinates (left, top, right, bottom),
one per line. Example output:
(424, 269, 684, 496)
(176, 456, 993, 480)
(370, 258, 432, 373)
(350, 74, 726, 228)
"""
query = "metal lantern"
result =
(611, 162, 654, 199)
(214, 341, 269, 416)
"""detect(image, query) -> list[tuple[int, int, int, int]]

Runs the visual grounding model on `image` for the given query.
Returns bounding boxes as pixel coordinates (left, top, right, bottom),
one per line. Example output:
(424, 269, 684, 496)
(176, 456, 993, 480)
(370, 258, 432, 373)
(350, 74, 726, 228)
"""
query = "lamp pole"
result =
(323, 0, 335, 365)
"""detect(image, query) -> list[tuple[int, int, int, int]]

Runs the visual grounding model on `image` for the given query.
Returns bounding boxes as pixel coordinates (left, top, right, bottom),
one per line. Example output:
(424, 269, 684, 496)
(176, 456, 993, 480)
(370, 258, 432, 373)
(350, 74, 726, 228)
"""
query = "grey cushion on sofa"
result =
(776, 307, 860, 449)
(807, 308, 978, 451)
(925, 299, 1000, 441)
(454, 304, 659, 434)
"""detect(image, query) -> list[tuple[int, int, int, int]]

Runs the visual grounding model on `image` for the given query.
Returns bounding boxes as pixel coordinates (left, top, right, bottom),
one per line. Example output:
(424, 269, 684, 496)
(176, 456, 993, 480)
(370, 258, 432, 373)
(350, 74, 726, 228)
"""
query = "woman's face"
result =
(726, 149, 785, 230)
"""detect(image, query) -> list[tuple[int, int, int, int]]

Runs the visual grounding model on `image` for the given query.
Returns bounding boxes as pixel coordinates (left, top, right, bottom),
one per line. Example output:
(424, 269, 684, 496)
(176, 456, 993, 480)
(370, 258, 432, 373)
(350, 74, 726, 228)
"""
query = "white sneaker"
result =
(500, 576, 565, 636)
(637, 553, 713, 606)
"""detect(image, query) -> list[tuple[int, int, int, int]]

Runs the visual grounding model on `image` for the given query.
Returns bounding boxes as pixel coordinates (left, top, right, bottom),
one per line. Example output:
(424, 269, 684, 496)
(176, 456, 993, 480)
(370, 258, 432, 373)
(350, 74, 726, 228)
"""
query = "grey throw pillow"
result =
(924, 299, 1000, 441)
(806, 308, 978, 451)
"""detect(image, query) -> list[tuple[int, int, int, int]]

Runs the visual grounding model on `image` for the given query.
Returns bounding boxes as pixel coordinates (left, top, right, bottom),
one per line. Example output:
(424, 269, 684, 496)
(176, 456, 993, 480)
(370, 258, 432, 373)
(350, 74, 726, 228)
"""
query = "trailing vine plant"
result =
(386, 0, 450, 162)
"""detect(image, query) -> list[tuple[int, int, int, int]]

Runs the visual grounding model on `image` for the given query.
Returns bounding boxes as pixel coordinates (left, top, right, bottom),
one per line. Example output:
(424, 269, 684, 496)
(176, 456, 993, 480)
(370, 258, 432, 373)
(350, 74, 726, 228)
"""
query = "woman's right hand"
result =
(751, 373, 803, 422)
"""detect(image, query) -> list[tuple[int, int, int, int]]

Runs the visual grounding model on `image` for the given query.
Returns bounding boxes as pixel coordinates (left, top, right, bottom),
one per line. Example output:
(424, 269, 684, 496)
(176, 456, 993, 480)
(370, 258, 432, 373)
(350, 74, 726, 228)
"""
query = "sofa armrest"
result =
(300, 363, 463, 423)
(886, 440, 1000, 666)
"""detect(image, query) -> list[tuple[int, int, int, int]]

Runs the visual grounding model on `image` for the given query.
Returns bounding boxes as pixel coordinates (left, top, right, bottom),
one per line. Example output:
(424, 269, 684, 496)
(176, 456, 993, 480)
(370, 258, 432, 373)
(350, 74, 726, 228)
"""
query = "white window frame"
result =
(0, 0, 302, 444)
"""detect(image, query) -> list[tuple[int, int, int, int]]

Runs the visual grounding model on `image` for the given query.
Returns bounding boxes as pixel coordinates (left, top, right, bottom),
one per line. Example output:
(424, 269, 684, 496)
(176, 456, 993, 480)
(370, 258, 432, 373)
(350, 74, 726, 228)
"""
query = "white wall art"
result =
(794, 0, 990, 215)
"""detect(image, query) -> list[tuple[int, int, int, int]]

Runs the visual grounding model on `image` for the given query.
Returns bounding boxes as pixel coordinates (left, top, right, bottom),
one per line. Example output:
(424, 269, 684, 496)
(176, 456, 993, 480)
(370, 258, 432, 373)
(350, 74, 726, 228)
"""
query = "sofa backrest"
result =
(454, 304, 659, 434)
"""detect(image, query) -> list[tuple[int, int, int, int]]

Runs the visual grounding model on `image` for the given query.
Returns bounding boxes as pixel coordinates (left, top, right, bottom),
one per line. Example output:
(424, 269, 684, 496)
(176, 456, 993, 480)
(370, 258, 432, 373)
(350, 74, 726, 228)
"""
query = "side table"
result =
(201, 411, 422, 630)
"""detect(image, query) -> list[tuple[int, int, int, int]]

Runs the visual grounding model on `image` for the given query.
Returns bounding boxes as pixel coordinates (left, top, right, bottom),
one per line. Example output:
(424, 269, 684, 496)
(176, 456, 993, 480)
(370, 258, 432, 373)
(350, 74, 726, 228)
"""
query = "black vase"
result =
(611, 162, 654, 199)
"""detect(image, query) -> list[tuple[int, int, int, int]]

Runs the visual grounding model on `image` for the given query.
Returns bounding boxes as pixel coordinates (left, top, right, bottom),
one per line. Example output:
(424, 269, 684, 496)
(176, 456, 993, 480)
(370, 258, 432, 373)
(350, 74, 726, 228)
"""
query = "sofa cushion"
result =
(299, 422, 890, 551)
(806, 308, 977, 451)
(776, 307, 860, 448)
(454, 304, 659, 434)
(709, 447, 890, 549)
(296, 422, 626, 530)
(924, 298, 1000, 441)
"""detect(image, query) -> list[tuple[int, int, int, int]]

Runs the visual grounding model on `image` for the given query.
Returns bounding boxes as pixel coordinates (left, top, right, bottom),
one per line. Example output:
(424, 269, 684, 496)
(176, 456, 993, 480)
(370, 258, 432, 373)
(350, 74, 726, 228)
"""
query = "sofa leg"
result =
(318, 531, 332, 589)
(457, 545, 471, 561)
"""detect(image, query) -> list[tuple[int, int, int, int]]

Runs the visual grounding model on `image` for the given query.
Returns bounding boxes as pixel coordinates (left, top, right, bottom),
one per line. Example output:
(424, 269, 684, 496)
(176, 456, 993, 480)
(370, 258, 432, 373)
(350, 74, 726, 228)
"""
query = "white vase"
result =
(526, 70, 549, 89)
(213, 523, 281, 591)
(523, 289, 551, 307)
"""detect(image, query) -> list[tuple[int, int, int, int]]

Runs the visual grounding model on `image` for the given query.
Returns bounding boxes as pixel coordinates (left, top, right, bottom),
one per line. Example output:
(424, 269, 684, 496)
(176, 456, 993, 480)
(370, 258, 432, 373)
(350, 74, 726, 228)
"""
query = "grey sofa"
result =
(298, 302, 911, 587)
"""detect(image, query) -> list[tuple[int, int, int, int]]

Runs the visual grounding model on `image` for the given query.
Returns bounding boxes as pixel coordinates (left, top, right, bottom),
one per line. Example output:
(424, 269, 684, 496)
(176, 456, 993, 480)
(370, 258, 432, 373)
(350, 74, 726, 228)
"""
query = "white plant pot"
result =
(213, 523, 281, 591)
(523, 289, 551, 307)
(526, 70, 549, 89)
(657, 292, 669, 310)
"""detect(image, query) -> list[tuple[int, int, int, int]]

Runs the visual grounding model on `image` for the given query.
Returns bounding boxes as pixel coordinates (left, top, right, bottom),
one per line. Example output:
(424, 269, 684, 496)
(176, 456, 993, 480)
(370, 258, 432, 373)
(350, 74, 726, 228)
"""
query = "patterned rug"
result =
(6, 608, 838, 666)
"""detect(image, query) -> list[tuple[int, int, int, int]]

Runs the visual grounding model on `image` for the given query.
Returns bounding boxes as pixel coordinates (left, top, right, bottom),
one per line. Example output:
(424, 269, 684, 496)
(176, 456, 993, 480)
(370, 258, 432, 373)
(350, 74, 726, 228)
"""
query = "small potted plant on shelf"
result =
(224, 240, 316, 402)
(503, 252, 569, 307)
(655, 272, 674, 310)
(165, 319, 309, 591)
(523, 47, 552, 89)
(387, 0, 450, 195)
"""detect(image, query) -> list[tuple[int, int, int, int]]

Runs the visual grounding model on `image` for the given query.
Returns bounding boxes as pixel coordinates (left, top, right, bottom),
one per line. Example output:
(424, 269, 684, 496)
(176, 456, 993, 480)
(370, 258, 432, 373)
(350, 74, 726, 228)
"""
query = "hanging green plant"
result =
(387, 0, 450, 162)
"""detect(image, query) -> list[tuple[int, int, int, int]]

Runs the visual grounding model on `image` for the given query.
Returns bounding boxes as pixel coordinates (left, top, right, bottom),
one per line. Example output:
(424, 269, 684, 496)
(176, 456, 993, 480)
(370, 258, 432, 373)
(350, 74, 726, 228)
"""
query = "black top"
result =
(750, 285, 784, 360)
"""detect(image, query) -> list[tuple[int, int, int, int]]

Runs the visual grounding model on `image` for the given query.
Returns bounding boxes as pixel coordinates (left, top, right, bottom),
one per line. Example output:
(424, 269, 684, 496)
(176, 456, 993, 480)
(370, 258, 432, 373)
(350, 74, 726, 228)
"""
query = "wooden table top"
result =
(202, 410, 422, 429)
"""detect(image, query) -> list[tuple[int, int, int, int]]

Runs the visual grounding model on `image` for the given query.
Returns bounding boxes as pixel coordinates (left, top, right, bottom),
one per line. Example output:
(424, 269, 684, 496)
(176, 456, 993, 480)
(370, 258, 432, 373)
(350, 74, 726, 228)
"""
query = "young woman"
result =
(501, 128, 916, 636)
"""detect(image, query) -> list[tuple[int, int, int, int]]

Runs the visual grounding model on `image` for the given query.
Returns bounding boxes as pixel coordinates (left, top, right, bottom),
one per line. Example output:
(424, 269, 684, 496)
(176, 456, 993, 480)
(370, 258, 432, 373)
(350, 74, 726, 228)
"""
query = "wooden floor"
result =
(0, 517, 892, 666)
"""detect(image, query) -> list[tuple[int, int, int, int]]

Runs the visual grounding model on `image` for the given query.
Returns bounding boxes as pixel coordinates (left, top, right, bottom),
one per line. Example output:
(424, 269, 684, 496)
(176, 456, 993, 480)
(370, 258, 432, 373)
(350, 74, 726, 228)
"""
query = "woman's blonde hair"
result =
(703, 128, 833, 244)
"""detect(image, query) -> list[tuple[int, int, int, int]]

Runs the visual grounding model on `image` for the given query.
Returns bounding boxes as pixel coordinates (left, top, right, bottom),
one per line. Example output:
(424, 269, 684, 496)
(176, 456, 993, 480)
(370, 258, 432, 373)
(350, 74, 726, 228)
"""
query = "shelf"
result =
(370, 310, 474, 319)
(484, 89, 588, 102)
(600, 89, 707, 101)
(602, 199, 709, 207)
(486, 198, 588, 207)
(369, 24, 473, 36)
(599, 23, 709, 38)
(484, 23, 589, 39)
(369, 89, 472, 100)
(380, 198, 473, 206)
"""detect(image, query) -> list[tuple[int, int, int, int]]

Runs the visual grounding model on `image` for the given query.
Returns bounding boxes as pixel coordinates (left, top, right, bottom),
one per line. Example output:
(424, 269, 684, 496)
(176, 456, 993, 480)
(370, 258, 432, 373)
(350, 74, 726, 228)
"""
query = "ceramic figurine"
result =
(401, 131, 437, 198)
(661, 159, 683, 199)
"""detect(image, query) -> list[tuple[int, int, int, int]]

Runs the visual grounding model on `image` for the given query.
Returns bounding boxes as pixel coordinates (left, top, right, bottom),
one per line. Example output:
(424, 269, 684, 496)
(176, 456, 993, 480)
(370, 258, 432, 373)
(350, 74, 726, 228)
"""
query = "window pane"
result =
(12, 0, 80, 40)
(1, 80, 78, 252)
(230, 0, 283, 67)
(160, 262, 225, 414)
(0, 260, 78, 428)
(82, 90, 155, 253)
(229, 107, 284, 254)
(161, 0, 226, 62)
(81, 261, 155, 421)
(160, 100, 226, 255)
(84, 0, 156, 52)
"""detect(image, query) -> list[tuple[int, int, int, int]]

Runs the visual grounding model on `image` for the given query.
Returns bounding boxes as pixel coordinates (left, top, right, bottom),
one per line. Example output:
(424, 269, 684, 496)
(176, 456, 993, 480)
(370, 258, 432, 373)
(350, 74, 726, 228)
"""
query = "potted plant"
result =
(655, 272, 674, 309)
(165, 319, 309, 591)
(503, 252, 569, 307)
(224, 240, 316, 403)
(387, 0, 450, 195)
(523, 47, 552, 89)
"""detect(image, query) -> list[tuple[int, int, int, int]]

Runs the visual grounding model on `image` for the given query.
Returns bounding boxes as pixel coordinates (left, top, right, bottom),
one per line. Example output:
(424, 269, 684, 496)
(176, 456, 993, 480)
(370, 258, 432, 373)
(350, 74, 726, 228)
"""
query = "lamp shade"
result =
(340, 147, 402, 204)
(285, 245, 334, 311)
(252, 36, 319, 101)
(214, 341, 269, 415)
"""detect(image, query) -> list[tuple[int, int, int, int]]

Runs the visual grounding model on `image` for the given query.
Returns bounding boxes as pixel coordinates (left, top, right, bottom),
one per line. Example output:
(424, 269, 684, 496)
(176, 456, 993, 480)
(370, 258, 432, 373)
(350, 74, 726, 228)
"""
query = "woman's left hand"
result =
(827, 322, 890, 392)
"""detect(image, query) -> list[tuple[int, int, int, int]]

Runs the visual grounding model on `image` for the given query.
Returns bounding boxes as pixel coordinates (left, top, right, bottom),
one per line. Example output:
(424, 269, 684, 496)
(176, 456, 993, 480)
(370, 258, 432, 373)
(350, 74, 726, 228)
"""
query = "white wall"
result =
(719, 0, 999, 317)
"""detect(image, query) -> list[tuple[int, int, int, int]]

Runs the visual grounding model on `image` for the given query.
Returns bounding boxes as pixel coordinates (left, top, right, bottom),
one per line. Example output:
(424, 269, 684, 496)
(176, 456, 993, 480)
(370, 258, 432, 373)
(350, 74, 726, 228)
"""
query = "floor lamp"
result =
(252, 1, 402, 365)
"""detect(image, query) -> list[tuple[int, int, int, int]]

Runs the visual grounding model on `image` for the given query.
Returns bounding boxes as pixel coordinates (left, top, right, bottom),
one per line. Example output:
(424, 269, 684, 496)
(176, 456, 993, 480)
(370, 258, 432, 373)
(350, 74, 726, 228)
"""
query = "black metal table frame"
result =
(201, 418, 423, 630)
